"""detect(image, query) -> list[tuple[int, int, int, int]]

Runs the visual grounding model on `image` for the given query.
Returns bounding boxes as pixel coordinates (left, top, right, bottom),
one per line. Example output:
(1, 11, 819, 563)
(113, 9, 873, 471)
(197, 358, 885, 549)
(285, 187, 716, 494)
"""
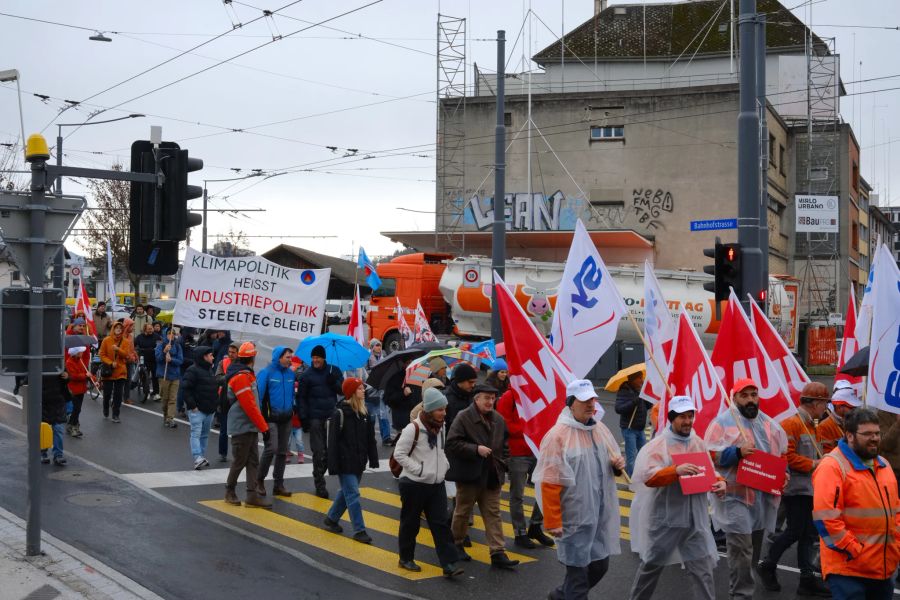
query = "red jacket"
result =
(65, 351, 91, 396)
(496, 389, 531, 457)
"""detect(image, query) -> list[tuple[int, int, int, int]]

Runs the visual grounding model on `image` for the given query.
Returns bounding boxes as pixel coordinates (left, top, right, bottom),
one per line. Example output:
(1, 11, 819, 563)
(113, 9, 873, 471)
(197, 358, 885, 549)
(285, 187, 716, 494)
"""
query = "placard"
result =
(736, 451, 788, 496)
(795, 195, 838, 233)
(671, 452, 717, 495)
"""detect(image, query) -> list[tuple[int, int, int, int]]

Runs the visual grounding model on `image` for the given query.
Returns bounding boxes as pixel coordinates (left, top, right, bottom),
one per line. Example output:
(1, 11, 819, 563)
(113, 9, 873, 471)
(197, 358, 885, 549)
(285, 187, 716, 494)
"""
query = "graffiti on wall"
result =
(464, 192, 565, 231)
(631, 188, 674, 231)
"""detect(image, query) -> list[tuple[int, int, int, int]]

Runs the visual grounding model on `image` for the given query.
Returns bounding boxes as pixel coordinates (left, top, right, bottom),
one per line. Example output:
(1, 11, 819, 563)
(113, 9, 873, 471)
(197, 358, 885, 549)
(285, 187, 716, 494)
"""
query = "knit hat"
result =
(492, 358, 508, 371)
(311, 345, 326, 359)
(342, 377, 364, 399)
(452, 362, 478, 383)
(422, 378, 445, 392)
(422, 387, 448, 412)
(290, 355, 303, 366)
(72, 317, 86, 325)
(429, 357, 448, 373)
(369, 338, 382, 349)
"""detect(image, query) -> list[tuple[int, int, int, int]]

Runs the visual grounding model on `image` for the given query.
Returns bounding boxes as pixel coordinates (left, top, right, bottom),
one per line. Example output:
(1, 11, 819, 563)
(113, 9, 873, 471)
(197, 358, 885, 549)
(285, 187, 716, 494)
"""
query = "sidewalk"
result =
(0, 506, 164, 600)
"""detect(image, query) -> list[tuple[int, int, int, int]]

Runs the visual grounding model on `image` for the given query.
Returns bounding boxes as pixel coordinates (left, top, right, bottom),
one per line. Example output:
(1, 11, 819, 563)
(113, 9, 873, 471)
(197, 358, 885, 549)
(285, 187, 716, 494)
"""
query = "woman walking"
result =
(64, 346, 90, 438)
(322, 377, 380, 544)
(99, 321, 134, 423)
(393, 387, 464, 577)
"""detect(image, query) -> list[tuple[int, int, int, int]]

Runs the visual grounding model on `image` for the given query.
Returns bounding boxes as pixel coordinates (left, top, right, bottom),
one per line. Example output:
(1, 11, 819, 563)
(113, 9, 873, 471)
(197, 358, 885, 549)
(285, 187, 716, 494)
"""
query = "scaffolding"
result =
(435, 14, 467, 253)
(795, 34, 841, 324)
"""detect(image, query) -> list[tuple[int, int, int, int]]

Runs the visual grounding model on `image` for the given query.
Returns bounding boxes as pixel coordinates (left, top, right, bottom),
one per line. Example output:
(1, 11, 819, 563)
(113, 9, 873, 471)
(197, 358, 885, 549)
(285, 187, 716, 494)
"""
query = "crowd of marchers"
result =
(38, 318, 900, 600)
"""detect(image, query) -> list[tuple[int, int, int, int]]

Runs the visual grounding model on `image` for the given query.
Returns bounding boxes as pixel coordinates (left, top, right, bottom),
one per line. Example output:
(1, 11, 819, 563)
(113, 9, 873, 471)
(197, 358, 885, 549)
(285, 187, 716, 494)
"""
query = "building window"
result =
(851, 220, 859, 251)
(504, 112, 512, 127)
(590, 126, 624, 142)
(769, 134, 776, 166)
(779, 145, 786, 176)
(852, 162, 859, 192)
(11, 270, 20, 281)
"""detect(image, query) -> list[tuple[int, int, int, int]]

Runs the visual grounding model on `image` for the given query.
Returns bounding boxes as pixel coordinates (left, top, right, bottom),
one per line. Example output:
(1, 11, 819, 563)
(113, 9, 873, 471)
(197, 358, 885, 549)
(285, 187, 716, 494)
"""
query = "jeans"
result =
(548, 558, 609, 600)
(258, 419, 291, 486)
(289, 427, 304, 454)
(188, 409, 214, 460)
(102, 379, 126, 418)
(309, 419, 328, 492)
(508, 455, 542, 534)
(764, 494, 815, 574)
(365, 397, 392, 442)
(398, 479, 458, 566)
(49, 422, 64, 458)
(67, 393, 84, 427)
(327, 473, 366, 533)
(621, 427, 647, 476)
(826, 574, 894, 600)
(217, 406, 229, 458)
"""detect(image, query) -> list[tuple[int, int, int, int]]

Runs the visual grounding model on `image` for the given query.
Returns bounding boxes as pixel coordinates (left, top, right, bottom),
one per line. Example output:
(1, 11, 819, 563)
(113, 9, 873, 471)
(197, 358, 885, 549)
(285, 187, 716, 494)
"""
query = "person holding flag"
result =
(357, 246, 381, 291)
(818, 382, 862, 453)
(628, 395, 725, 600)
(704, 378, 788, 600)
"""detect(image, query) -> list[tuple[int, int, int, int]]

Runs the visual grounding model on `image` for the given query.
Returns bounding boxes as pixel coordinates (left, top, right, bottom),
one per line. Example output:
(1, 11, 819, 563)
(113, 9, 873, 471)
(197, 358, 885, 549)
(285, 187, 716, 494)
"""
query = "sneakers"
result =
(323, 517, 343, 533)
(218, 454, 228, 463)
(490, 552, 520, 570)
(71, 425, 83, 438)
(757, 560, 781, 591)
(297, 453, 305, 464)
(353, 531, 373, 544)
(528, 524, 555, 547)
(442, 562, 464, 578)
(65, 424, 74, 436)
(193, 456, 206, 470)
(398, 560, 422, 572)
(111, 416, 121, 424)
(40, 454, 50, 465)
(52, 455, 67, 466)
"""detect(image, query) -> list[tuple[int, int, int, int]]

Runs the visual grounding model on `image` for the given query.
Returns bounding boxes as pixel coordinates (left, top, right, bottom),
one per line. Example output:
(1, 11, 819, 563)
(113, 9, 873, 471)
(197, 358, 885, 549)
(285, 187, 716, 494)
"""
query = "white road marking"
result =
(123, 463, 391, 489)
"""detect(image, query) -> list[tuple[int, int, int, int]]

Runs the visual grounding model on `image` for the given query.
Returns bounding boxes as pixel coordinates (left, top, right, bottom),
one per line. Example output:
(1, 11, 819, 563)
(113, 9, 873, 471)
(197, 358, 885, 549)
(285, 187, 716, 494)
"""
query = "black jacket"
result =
(445, 402, 509, 488)
(326, 401, 379, 477)
(297, 362, 344, 422)
(182, 359, 219, 414)
(134, 332, 159, 355)
(614, 382, 650, 430)
(41, 374, 69, 425)
(444, 380, 473, 430)
(383, 370, 421, 413)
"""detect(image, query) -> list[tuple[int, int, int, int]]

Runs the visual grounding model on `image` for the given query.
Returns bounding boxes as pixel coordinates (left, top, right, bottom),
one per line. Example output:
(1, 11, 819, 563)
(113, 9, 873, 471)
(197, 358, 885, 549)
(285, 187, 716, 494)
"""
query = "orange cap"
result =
(237, 342, 257, 358)
(731, 378, 758, 395)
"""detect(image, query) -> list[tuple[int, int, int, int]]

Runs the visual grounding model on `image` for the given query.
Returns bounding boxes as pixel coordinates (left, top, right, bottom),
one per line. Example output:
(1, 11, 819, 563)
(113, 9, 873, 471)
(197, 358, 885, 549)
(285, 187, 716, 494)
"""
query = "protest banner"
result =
(671, 452, 716, 495)
(173, 247, 329, 338)
(736, 451, 787, 496)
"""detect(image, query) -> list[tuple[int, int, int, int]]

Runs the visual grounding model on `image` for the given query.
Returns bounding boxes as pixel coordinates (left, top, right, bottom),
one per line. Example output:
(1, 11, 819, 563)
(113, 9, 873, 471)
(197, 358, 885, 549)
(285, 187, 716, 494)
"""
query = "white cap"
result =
(67, 346, 87, 356)
(833, 380, 854, 392)
(566, 379, 597, 402)
(668, 395, 696, 414)
(831, 387, 863, 408)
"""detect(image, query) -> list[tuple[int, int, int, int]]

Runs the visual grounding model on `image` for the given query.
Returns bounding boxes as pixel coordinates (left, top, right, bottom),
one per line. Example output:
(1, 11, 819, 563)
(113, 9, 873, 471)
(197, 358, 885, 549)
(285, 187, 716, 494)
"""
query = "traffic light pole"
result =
(490, 30, 506, 344)
(757, 15, 769, 302)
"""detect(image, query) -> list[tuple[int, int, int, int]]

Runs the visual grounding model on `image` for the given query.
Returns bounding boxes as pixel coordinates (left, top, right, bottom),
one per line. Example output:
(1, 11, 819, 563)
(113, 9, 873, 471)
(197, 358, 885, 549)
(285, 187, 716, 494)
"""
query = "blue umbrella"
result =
(296, 332, 370, 371)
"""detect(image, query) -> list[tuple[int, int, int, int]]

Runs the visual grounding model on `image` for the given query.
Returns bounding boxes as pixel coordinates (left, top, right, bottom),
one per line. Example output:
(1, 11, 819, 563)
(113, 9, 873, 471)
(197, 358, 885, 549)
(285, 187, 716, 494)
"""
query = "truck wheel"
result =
(383, 331, 402, 354)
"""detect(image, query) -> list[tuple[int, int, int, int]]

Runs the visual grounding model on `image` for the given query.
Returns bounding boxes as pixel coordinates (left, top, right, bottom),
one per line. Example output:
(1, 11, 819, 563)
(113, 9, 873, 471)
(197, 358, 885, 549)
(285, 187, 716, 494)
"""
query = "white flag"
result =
(855, 236, 878, 347)
(346, 285, 366, 346)
(395, 298, 414, 348)
(640, 261, 676, 404)
(105, 238, 117, 312)
(866, 243, 900, 413)
(549, 219, 628, 378)
(414, 300, 436, 343)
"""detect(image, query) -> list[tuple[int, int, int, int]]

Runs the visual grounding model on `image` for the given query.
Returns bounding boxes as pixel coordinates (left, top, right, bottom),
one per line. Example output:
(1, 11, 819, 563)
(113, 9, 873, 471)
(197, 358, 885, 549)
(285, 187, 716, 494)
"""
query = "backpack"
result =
(389, 422, 420, 478)
(326, 405, 345, 449)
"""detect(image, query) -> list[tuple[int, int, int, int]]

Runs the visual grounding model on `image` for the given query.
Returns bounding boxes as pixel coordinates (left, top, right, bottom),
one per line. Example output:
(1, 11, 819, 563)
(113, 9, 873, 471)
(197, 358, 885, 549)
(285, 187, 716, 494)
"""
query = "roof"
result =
(533, 0, 822, 64)
(261, 244, 364, 288)
(382, 229, 654, 252)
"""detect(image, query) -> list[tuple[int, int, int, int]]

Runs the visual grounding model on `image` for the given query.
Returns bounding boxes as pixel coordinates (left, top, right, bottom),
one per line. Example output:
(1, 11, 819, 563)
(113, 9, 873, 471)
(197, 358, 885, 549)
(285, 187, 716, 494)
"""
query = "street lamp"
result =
(89, 32, 112, 42)
(0, 69, 26, 160)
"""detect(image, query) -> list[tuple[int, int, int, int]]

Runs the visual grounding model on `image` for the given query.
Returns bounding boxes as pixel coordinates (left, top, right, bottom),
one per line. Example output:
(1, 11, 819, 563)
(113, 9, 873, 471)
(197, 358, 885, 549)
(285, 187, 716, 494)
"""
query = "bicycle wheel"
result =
(87, 379, 100, 401)
(140, 368, 150, 403)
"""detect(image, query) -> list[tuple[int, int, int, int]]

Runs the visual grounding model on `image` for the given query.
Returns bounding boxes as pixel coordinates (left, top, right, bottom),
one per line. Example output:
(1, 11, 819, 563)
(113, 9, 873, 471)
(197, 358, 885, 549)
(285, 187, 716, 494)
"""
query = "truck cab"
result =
(367, 252, 452, 352)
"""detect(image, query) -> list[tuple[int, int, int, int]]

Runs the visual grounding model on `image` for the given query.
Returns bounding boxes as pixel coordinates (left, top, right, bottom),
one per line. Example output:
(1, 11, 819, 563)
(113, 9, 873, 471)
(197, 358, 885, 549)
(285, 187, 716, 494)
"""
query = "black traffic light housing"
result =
(129, 141, 203, 275)
(703, 238, 742, 303)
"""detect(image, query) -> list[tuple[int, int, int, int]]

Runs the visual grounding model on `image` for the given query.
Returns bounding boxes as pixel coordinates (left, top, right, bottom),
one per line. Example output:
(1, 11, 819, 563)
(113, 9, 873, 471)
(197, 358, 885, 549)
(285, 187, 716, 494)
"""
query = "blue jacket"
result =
(155, 331, 183, 380)
(297, 361, 344, 422)
(257, 346, 295, 422)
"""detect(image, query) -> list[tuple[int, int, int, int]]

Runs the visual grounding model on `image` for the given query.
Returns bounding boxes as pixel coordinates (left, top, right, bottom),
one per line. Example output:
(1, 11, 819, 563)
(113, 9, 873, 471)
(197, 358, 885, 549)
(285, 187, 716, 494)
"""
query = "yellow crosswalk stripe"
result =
(281, 493, 535, 566)
(199, 500, 443, 580)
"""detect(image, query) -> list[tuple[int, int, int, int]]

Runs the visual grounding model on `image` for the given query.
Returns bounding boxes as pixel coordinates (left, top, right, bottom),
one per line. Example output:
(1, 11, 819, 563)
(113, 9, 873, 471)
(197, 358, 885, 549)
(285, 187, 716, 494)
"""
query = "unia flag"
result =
(640, 261, 676, 404)
(749, 298, 809, 405)
(661, 309, 726, 437)
(496, 272, 575, 453)
(76, 278, 96, 336)
(346, 285, 366, 347)
(414, 300, 436, 343)
(711, 291, 795, 422)
(867, 243, 900, 413)
(395, 298, 414, 348)
(835, 286, 864, 395)
(550, 219, 628, 378)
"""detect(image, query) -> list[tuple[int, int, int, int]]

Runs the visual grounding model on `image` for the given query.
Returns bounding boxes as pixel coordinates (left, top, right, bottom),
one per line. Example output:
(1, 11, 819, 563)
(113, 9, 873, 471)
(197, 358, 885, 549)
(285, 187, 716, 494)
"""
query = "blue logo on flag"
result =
(300, 270, 316, 285)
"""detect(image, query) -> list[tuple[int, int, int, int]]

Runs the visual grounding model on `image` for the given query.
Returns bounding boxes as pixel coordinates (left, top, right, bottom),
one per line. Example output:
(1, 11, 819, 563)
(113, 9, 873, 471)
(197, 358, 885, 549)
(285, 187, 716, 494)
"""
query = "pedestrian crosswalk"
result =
(200, 478, 634, 580)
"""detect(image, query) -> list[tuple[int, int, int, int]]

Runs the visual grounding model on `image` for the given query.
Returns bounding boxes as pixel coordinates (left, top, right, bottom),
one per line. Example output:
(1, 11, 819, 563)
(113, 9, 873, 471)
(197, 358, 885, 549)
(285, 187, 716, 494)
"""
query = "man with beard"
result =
(813, 408, 900, 600)
(704, 379, 788, 600)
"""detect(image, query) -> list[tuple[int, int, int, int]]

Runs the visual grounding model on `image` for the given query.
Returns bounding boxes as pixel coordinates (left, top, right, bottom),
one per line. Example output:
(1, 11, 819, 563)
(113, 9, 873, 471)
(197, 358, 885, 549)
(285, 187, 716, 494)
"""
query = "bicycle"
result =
(136, 355, 153, 404)
(88, 355, 102, 401)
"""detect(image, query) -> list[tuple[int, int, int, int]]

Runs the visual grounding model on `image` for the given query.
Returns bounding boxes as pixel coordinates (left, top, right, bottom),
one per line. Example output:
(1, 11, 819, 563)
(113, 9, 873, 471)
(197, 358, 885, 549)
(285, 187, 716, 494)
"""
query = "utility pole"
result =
(757, 14, 769, 304)
(202, 186, 208, 253)
(491, 30, 506, 343)
(52, 129, 64, 293)
(738, 0, 762, 313)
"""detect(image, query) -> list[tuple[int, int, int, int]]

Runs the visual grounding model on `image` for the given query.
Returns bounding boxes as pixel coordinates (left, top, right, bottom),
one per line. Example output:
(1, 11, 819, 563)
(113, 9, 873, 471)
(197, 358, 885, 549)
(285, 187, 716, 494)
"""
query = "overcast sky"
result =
(1, 0, 897, 259)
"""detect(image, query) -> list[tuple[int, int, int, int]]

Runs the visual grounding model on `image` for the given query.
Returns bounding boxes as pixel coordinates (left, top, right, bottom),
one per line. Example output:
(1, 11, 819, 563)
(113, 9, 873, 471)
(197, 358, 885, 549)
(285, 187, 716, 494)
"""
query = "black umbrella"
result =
(65, 334, 98, 349)
(839, 346, 869, 377)
(366, 347, 432, 389)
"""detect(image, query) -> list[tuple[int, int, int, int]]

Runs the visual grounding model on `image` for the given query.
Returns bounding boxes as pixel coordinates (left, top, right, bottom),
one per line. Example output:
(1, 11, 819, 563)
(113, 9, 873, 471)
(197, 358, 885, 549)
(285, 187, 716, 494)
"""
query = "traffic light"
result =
(703, 238, 742, 302)
(128, 140, 203, 275)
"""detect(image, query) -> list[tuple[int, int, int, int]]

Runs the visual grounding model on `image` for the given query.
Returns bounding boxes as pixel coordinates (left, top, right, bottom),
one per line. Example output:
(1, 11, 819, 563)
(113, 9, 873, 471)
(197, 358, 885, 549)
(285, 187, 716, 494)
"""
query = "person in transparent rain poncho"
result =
(533, 379, 625, 600)
(703, 378, 788, 600)
(628, 395, 726, 600)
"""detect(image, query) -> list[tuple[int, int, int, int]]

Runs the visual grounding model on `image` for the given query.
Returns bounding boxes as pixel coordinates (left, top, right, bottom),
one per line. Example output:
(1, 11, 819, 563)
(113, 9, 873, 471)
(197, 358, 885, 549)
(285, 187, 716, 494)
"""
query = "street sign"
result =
(70, 265, 81, 278)
(0, 287, 65, 375)
(0, 192, 85, 284)
(795, 195, 838, 233)
(690, 218, 737, 232)
(463, 264, 480, 288)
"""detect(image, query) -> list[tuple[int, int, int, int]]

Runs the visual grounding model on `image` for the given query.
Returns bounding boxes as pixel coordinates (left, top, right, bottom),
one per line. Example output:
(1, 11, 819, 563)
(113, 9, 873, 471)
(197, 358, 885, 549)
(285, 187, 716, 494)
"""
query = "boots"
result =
(528, 524, 556, 547)
(244, 490, 273, 509)
(756, 560, 781, 591)
(490, 552, 520, 570)
(273, 484, 292, 498)
(514, 534, 536, 549)
(255, 481, 267, 496)
(797, 574, 831, 597)
(224, 487, 241, 506)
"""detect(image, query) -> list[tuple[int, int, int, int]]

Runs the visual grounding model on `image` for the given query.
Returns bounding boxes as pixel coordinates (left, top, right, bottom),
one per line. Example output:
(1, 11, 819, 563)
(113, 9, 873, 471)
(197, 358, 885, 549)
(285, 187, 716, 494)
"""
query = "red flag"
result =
(749, 299, 810, 405)
(76, 278, 96, 336)
(495, 273, 574, 453)
(346, 285, 366, 346)
(711, 293, 796, 422)
(662, 310, 726, 437)
(834, 286, 864, 394)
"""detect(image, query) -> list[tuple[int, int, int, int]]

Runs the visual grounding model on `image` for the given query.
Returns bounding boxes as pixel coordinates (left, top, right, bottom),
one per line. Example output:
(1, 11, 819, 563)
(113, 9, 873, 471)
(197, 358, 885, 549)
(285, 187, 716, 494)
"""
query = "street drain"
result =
(47, 470, 105, 483)
(64, 492, 135, 508)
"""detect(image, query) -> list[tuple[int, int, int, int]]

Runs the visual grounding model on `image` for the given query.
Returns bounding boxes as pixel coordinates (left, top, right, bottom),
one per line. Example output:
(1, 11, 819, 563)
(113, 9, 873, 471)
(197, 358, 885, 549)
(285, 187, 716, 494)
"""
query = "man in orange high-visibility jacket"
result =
(817, 384, 862, 453)
(812, 408, 900, 600)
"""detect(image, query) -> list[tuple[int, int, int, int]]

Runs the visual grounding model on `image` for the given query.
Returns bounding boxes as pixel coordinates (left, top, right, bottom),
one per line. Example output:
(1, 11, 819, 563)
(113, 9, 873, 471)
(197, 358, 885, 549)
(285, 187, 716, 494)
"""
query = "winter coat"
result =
(94, 312, 112, 338)
(41, 374, 69, 425)
(181, 357, 219, 414)
(257, 345, 295, 422)
(383, 370, 421, 415)
(212, 332, 232, 366)
(297, 362, 343, 422)
(226, 361, 268, 435)
(65, 351, 90, 396)
(496, 389, 531, 457)
(99, 333, 133, 380)
(134, 332, 159, 355)
(393, 416, 449, 484)
(132, 313, 152, 336)
(326, 401, 379, 477)
(445, 402, 509, 488)
(155, 335, 184, 380)
(444, 380, 473, 430)
(614, 382, 650, 430)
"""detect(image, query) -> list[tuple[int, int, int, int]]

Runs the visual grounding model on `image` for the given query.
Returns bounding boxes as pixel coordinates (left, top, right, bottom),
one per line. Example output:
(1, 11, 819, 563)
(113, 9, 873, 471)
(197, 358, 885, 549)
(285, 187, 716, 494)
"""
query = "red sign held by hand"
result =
(672, 452, 717, 495)
(736, 451, 788, 496)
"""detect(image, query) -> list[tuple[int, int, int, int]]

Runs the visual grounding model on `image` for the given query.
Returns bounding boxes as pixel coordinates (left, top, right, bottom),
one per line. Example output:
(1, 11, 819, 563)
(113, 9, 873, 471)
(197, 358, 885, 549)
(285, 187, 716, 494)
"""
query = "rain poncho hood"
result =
(533, 407, 622, 567)
(629, 426, 718, 565)
(703, 407, 787, 534)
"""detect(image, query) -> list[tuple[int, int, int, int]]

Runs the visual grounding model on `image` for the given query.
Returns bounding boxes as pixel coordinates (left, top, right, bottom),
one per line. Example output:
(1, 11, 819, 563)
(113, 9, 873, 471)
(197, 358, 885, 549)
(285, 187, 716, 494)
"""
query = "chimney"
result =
(594, 0, 608, 15)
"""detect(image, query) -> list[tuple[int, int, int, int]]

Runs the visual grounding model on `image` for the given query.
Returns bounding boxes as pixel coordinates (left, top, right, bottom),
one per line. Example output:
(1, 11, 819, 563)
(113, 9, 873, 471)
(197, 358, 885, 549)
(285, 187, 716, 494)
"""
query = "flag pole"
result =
(624, 310, 669, 393)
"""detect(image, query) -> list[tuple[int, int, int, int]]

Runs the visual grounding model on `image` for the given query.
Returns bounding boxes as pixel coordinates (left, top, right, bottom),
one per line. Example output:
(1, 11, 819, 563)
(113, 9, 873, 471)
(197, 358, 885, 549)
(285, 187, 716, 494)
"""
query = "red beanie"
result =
(342, 377, 364, 399)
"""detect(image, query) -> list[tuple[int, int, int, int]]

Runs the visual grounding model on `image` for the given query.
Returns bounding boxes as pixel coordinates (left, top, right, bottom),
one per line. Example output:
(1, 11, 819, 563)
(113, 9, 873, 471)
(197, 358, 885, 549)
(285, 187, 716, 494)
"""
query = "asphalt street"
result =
(0, 372, 881, 600)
